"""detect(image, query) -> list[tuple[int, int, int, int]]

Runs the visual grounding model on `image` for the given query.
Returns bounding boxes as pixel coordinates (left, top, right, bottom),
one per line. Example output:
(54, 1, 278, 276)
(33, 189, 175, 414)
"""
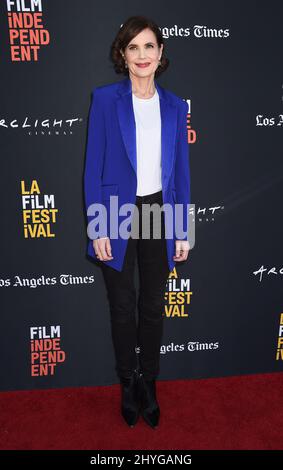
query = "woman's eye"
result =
(128, 45, 154, 50)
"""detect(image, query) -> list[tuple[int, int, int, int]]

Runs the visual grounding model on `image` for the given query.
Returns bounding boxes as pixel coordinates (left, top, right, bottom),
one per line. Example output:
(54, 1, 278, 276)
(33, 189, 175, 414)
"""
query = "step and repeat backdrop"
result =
(0, 1, 282, 392)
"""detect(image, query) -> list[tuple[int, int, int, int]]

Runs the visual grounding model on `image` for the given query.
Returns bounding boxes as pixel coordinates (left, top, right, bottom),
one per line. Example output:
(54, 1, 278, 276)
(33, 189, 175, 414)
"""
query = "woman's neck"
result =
(130, 75, 156, 99)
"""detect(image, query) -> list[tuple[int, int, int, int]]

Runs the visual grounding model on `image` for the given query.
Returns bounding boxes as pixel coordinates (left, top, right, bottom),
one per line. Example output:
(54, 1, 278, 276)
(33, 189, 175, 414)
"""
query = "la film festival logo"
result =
(21, 180, 58, 238)
(7, 0, 50, 61)
(164, 267, 192, 318)
(276, 313, 283, 361)
(30, 325, 66, 376)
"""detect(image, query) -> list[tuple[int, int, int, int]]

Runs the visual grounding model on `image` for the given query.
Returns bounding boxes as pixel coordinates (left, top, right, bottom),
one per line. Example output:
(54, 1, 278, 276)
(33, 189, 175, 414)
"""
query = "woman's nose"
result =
(138, 49, 146, 58)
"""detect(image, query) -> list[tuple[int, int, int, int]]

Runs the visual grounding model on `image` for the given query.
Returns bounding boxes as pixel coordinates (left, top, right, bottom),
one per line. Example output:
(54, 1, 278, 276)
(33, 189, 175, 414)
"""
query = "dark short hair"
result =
(109, 15, 169, 78)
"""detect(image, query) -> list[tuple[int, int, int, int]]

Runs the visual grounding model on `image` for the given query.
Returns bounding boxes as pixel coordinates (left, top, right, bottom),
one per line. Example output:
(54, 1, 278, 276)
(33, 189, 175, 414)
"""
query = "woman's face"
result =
(121, 28, 163, 79)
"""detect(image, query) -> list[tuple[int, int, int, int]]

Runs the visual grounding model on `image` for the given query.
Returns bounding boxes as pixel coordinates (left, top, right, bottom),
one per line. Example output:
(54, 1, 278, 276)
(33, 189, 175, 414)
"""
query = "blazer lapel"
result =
(116, 77, 177, 191)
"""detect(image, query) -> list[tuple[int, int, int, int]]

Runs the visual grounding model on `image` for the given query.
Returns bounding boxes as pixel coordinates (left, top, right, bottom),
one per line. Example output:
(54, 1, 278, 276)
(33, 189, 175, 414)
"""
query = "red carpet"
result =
(0, 372, 282, 450)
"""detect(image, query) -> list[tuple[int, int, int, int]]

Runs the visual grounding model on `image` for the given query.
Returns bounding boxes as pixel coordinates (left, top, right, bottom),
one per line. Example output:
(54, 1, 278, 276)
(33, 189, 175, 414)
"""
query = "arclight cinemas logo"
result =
(30, 325, 66, 376)
(0, 115, 83, 135)
(7, 0, 50, 62)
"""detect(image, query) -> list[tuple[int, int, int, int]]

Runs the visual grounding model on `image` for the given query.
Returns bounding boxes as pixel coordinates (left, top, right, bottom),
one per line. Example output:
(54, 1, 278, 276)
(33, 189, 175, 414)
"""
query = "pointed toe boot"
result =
(120, 369, 140, 427)
(138, 373, 160, 429)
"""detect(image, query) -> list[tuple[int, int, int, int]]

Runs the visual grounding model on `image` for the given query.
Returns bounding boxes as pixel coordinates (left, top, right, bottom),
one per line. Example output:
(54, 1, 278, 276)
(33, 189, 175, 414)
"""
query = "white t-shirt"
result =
(132, 89, 162, 196)
(98, 89, 162, 240)
(98, 90, 190, 247)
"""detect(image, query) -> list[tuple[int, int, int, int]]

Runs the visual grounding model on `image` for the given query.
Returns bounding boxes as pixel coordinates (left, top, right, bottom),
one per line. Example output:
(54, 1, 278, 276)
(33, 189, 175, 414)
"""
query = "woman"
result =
(84, 15, 191, 429)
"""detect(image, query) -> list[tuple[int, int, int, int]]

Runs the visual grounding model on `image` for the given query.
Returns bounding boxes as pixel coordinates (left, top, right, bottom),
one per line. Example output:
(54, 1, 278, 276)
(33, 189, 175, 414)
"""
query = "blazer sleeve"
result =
(174, 100, 191, 241)
(84, 87, 108, 239)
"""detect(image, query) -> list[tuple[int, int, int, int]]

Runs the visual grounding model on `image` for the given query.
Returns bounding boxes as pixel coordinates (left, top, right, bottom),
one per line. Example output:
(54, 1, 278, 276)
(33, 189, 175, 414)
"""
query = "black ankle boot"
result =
(120, 369, 140, 428)
(138, 373, 160, 429)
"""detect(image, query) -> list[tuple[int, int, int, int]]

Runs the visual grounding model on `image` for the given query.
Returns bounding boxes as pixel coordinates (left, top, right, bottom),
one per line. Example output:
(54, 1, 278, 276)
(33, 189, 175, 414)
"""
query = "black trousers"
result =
(100, 190, 170, 380)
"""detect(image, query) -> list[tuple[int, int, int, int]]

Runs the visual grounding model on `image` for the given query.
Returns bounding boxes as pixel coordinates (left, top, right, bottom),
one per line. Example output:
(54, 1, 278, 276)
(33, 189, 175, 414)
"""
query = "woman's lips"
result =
(136, 63, 150, 68)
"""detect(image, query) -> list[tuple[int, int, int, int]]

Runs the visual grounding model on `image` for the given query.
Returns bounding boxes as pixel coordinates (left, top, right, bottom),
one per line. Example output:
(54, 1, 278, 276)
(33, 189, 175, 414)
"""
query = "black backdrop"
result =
(0, 0, 282, 392)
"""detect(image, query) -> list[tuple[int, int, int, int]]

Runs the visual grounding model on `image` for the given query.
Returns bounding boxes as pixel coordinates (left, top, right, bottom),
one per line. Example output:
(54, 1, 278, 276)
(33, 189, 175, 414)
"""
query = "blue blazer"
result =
(84, 76, 190, 272)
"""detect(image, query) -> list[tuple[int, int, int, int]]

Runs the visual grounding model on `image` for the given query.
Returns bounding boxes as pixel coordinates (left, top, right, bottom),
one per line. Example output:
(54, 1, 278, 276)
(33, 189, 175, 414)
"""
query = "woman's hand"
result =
(93, 238, 113, 261)
(173, 240, 190, 262)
